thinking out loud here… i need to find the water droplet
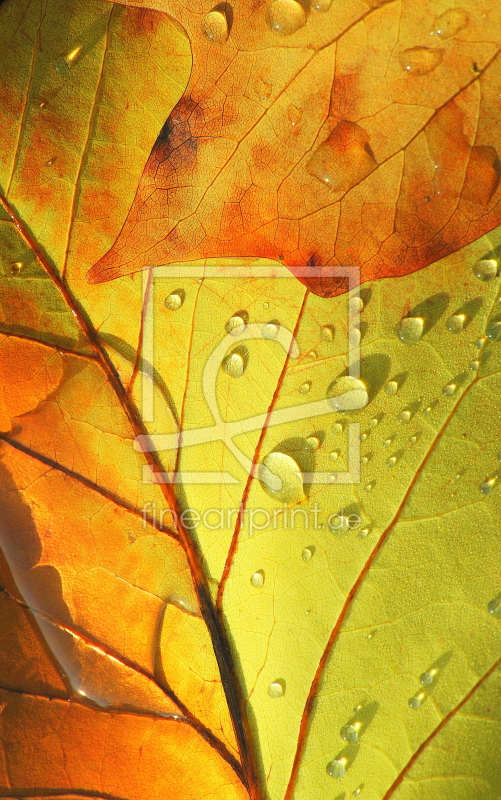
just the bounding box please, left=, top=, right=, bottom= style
left=469, top=360, right=480, bottom=371
left=260, top=451, right=304, bottom=505
left=329, top=513, right=350, bottom=535
left=224, top=351, right=245, bottom=377
left=349, top=296, right=364, bottom=313
left=307, top=122, right=377, bottom=193
left=385, top=380, right=399, bottom=396
left=358, top=526, right=371, bottom=539
left=267, top=0, right=306, bottom=35
left=353, top=787, right=362, bottom=798
left=329, top=450, right=340, bottom=461
left=328, top=376, right=369, bottom=412
left=250, top=570, right=265, bottom=588
left=254, top=76, right=272, bottom=102
left=341, top=722, right=362, bottom=743
left=486, top=314, right=501, bottom=341
left=383, top=438, right=392, bottom=448
left=420, top=669, right=437, bottom=685
left=474, top=258, right=498, bottom=282
left=474, top=336, right=486, bottom=349
left=326, top=757, right=347, bottom=779
left=9, top=261, right=23, bottom=275
left=332, top=422, right=343, bottom=434
left=446, top=313, right=466, bottom=333
left=304, top=436, right=320, bottom=451
left=366, top=629, right=377, bottom=641
left=361, top=456, right=369, bottom=466
left=442, top=382, right=457, bottom=396
left=165, top=292, right=183, bottom=310
left=360, top=432, right=367, bottom=442
left=409, top=435, right=417, bottom=445
left=268, top=679, right=285, bottom=697
left=45, top=157, right=57, bottom=167
left=321, top=324, right=335, bottom=341
left=398, top=316, right=424, bottom=345
left=488, top=597, right=501, bottom=617
left=422, top=405, right=432, bottom=415
left=262, top=321, right=279, bottom=339
left=364, top=481, right=375, bottom=492
left=386, top=456, right=397, bottom=467
left=299, top=380, right=312, bottom=394
left=55, top=45, right=83, bottom=73
left=479, top=477, right=496, bottom=494
left=226, top=315, right=247, bottom=335
left=306, top=350, right=317, bottom=360
left=398, top=409, right=412, bottom=424
left=408, top=691, right=425, bottom=709
left=399, top=46, right=444, bottom=75
left=287, top=104, right=302, bottom=128
left=349, top=327, right=361, bottom=346
left=201, top=9, right=229, bottom=43
left=353, top=703, right=363, bottom=713
left=312, top=0, right=332, bottom=10
left=369, top=417, right=379, bottom=428
left=302, top=546, right=315, bottom=562
left=430, top=7, right=469, bottom=39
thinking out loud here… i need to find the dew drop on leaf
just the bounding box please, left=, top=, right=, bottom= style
left=430, top=7, right=469, bottom=39
left=398, top=409, right=412, bottom=423
left=45, top=157, right=57, bottom=167
left=479, top=477, right=496, bottom=494
left=364, top=481, right=375, bottom=492
left=268, top=680, right=285, bottom=697
left=488, top=597, right=501, bottom=617
left=165, top=292, right=183, bottom=310
left=201, top=10, right=229, bottom=43
left=446, top=313, right=466, bottom=333
left=329, top=449, right=339, bottom=461
left=302, top=546, right=315, bottom=562
left=349, top=296, right=364, bottom=313
left=408, top=691, right=425, bottom=709
left=254, top=75, right=272, bottom=102
left=442, top=382, right=457, bottom=396
left=353, top=788, right=363, bottom=798
left=386, top=456, right=397, bottom=467
left=469, top=360, right=480, bottom=371
left=369, top=417, right=379, bottom=428
left=361, top=456, right=369, bottom=466
left=332, top=422, right=343, bottom=434
left=329, top=513, right=350, bottom=535
left=349, top=327, right=361, bottom=347
left=250, top=570, right=265, bottom=588
left=398, top=316, right=424, bottom=345
left=360, top=432, right=367, bottom=442
left=486, top=314, right=501, bottom=341
left=299, top=380, right=312, bottom=394
left=10, top=261, right=23, bottom=275
left=366, top=630, right=377, bottom=640
left=287, top=103, right=302, bottom=128
left=260, top=451, right=304, bottom=505
left=312, top=0, right=332, bottom=10
left=304, top=436, right=320, bottom=451
left=474, top=258, right=499, bottom=281
left=399, top=46, right=444, bottom=75
left=261, top=321, right=279, bottom=339
left=383, top=437, right=392, bottom=447
left=359, top=526, right=371, bottom=539
left=420, top=669, right=437, bottom=685
left=267, top=0, right=306, bottom=35
left=474, top=336, right=487, bottom=349
left=223, top=351, right=245, bottom=377
left=409, top=435, right=418, bottom=445
left=321, top=324, right=334, bottom=341
left=328, top=376, right=369, bottom=412
left=385, top=380, right=399, bottom=396
left=226, top=315, right=247, bottom=335
left=326, top=757, right=347, bottom=779
left=341, top=722, right=362, bottom=743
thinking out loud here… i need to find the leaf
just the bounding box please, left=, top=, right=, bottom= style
left=1, top=1, right=501, bottom=800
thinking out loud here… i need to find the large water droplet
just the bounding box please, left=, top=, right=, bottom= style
left=224, top=351, right=245, bottom=377
left=349, top=296, right=364, bottom=313
left=341, top=722, right=362, bottom=743
left=399, top=46, right=444, bottom=75
left=326, top=757, right=347, bottom=779
left=262, top=321, right=279, bottom=339
left=304, top=436, right=320, bottom=451
left=307, top=122, right=377, bottom=193
left=398, top=409, right=412, bottom=424
left=474, top=258, right=498, bottom=282
left=201, top=10, right=229, bottom=42
left=251, top=570, right=265, bottom=588
left=328, top=376, right=369, bottom=412
left=408, top=691, right=425, bottom=709
left=469, top=360, right=480, bottom=371
left=349, top=327, right=361, bottom=347
left=386, top=455, right=397, bottom=467
left=488, top=597, right=501, bottom=617
left=226, top=315, right=247, bottom=335
left=268, top=679, right=285, bottom=697
left=329, top=513, right=350, bottom=535
left=302, top=545, right=315, bottom=562
left=430, top=7, right=469, bottom=39
left=398, top=316, right=424, bottom=345
left=385, top=380, right=399, bottom=396
left=486, top=314, right=501, bottom=341
left=479, top=477, right=496, bottom=494
left=165, top=292, right=183, bottom=310
left=446, top=313, right=466, bottom=333
left=332, top=422, right=343, bottom=434
left=420, top=669, right=437, bottom=685
left=442, top=382, right=457, bottom=396
left=260, top=451, right=304, bottom=505
left=299, top=380, right=312, bottom=394
left=329, top=449, right=340, bottom=461
left=267, top=0, right=306, bottom=35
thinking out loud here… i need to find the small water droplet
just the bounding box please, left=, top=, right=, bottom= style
left=349, top=296, right=364, bottom=313
left=9, top=261, right=23, bottom=275
left=386, top=455, right=397, bottom=467
left=302, top=546, right=315, bottom=562
left=353, top=703, right=363, bottom=713
left=45, top=157, right=57, bottom=167
left=128, top=531, right=137, bottom=543
left=299, top=380, right=312, bottom=394
left=226, top=315, right=247, bottom=335
left=312, top=0, right=332, bottom=10
left=385, top=380, right=399, bottom=396
left=224, top=351, right=245, bottom=378
left=361, top=456, right=369, bottom=466
left=474, top=258, right=499, bottom=282
left=479, top=477, right=496, bottom=494
left=55, top=45, right=83, bottom=73
left=358, top=526, right=371, bottom=539
left=306, top=350, right=317, bottom=360
left=430, top=7, right=469, bottom=39
left=383, top=438, right=392, bottom=448
left=165, top=292, right=183, bottom=310
left=398, top=409, right=412, bottom=424
left=254, top=76, right=273, bottom=102
left=422, top=405, right=433, bottom=415
left=446, top=313, right=466, bottom=333
left=353, top=787, right=362, bottom=798
left=287, top=104, right=303, bottom=128
left=349, top=327, right=361, bottom=346
left=268, top=679, right=285, bottom=698
left=328, top=376, right=369, bottom=412
left=332, top=422, right=343, bottom=434
left=488, top=597, right=501, bottom=617
left=326, top=757, right=347, bottom=779
left=364, top=481, right=374, bottom=492
left=267, top=0, right=306, bottom=35
left=304, top=436, right=320, bottom=451
left=201, top=9, right=229, bottom=43
left=261, top=321, right=279, bottom=339
left=369, top=417, right=379, bottom=428
left=329, top=450, right=340, bottom=461
left=486, top=314, right=501, bottom=341
left=399, top=46, right=444, bottom=75
left=329, top=514, right=350, bottom=535
left=408, top=691, right=425, bottom=709
left=360, top=432, right=367, bottom=442
left=250, top=570, right=265, bottom=588
left=409, top=435, right=417, bottom=445
left=321, top=324, right=335, bottom=341
left=474, top=336, right=486, bottom=349
left=260, top=451, right=304, bottom=505
left=341, top=721, right=362, bottom=743
left=398, top=316, right=424, bottom=345
left=366, top=629, right=377, bottom=641
left=442, top=382, right=457, bottom=396
left=420, top=669, right=437, bottom=685
left=469, top=360, right=480, bottom=371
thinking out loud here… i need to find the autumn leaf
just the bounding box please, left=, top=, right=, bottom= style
left=1, top=1, right=501, bottom=800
